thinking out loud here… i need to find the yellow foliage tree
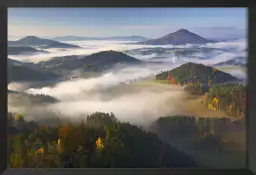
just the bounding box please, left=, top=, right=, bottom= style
left=36, top=147, right=44, bottom=154
left=96, top=137, right=104, bottom=149
left=170, top=76, right=177, bottom=85
left=208, top=104, right=216, bottom=111
left=10, top=153, right=23, bottom=168
left=15, top=114, right=24, bottom=121
left=212, top=97, right=219, bottom=110
left=57, top=138, right=63, bottom=154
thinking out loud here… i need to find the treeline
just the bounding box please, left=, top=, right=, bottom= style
left=8, top=62, right=59, bottom=82
left=8, top=112, right=196, bottom=168
left=8, top=90, right=58, bottom=103
left=185, top=84, right=247, bottom=118
left=149, top=115, right=245, bottom=152
left=150, top=115, right=245, bottom=138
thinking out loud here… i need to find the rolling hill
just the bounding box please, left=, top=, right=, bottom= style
left=39, top=50, right=141, bottom=73
left=83, top=50, right=141, bottom=67
left=8, top=59, right=59, bottom=83
left=137, top=29, right=212, bottom=45
left=8, top=36, right=54, bottom=46
left=41, top=41, right=81, bottom=49
left=8, top=36, right=80, bottom=48
left=8, top=46, right=48, bottom=55
left=156, top=62, right=239, bottom=84
left=213, top=57, right=246, bottom=67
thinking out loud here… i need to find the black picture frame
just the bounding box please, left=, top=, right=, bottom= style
left=1, top=2, right=255, bottom=175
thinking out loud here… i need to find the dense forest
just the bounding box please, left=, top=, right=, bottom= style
left=8, top=112, right=197, bottom=168
left=8, top=62, right=59, bottom=83
left=184, top=84, right=247, bottom=118
left=156, top=62, right=238, bottom=85
left=150, top=114, right=245, bottom=137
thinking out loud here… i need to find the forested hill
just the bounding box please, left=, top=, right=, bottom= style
left=156, top=62, right=239, bottom=85
left=8, top=46, right=48, bottom=55
left=39, top=50, right=141, bottom=72
left=8, top=112, right=197, bottom=168
left=8, top=61, right=59, bottom=83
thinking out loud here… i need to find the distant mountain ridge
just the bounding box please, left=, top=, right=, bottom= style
left=8, top=46, right=49, bottom=55
left=41, top=41, right=81, bottom=49
left=8, top=36, right=81, bottom=48
left=52, top=35, right=149, bottom=41
left=137, top=29, right=213, bottom=45
left=213, top=57, right=247, bottom=67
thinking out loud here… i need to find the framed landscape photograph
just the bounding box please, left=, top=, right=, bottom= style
left=4, top=7, right=251, bottom=174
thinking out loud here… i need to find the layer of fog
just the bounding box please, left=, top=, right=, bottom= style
left=7, top=38, right=247, bottom=124
left=24, top=63, right=180, bottom=99
left=8, top=62, right=188, bottom=124
left=127, top=40, right=246, bottom=66
left=8, top=39, right=246, bottom=64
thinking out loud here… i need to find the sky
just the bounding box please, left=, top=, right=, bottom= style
left=8, top=8, right=247, bottom=40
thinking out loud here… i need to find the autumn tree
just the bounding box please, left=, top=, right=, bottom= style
left=170, top=75, right=177, bottom=85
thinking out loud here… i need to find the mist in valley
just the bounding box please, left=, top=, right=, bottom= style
left=7, top=38, right=247, bottom=168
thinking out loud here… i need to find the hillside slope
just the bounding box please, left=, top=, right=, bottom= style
left=137, top=29, right=212, bottom=45
left=39, top=50, right=141, bottom=73
left=8, top=46, right=48, bottom=55
left=156, top=62, right=238, bottom=84
left=8, top=36, right=80, bottom=48
left=8, top=60, right=59, bottom=82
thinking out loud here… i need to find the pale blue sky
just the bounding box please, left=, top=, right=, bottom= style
left=8, top=8, right=247, bottom=39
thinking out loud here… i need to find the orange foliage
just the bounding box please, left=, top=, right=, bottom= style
left=58, top=124, right=74, bottom=139
left=96, top=137, right=104, bottom=149
left=170, top=76, right=177, bottom=84
left=36, top=147, right=44, bottom=154
left=58, top=125, right=86, bottom=153
left=57, top=138, right=63, bottom=154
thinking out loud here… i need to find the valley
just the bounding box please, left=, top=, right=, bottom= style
left=7, top=27, right=247, bottom=168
